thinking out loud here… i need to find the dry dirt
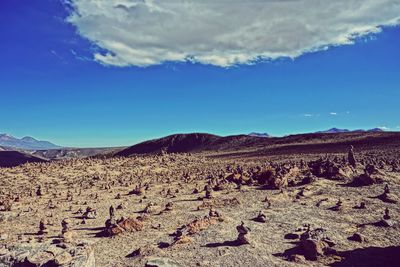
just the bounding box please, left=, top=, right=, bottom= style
left=1, top=147, right=400, bottom=266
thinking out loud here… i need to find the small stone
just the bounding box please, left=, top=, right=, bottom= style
left=53, top=251, right=73, bottom=265
left=254, top=211, right=267, bottom=223
left=0, top=233, right=8, bottom=241
left=145, top=257, right=181, bottom=267
left=348, top=233, right=366, bottom=243
left=289, top=254, right=306, bottom=263
left=27, top=251, right=54, bottom=266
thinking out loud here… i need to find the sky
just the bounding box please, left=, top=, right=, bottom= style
left=0, top=0, right=400, bottom=148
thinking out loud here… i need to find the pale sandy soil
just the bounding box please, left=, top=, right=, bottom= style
left=1, top=153, right=399, bottom=266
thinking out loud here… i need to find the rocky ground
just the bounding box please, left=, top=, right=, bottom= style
left=1, top=148, right=400, bottom=266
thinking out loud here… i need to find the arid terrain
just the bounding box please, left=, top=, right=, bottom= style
left=1, top=132, right=400, bottom=266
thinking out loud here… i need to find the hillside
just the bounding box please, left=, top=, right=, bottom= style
left=0, top=151, right=48, bottom=167
left=115, top=131, right=400, bottom=158
left=115, top=133, right=221, bottom=156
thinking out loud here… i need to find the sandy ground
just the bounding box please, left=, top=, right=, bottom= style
left=1, top=152, right=400, bottom=266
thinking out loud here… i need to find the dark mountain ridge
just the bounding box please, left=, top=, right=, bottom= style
left=114, top=131, right=400, bottom=158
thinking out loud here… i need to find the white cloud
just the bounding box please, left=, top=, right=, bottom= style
left=64, top=0, right=400, bottom=67
left=329, top=112, right=338, bottom=116
left=302, top=113, right=320, bottom=118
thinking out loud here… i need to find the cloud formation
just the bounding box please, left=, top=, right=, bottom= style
left=65, top=0, right=400, bottom=67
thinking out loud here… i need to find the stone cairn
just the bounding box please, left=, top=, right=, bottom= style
left=254, top=211, right=267, bottom=223
left=348, top=145, right=356, bottom=168
left=38, top=218, right=48, bottom=236
left=378, top=207, right=395, bottom=227
left=236, top=221, right=251, bottom=245
left=378, top=184, right=398, bottom=204
left=204, top=184, right=213, bottom=199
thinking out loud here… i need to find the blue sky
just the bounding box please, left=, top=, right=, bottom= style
left=0, top=0, right=400, bottom=147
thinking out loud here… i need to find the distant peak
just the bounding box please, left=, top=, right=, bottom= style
left=21, top=136, right=37, bottom=142
left=316, top=127, right=386, bottom=134
left=368, top=128, right=385, bottom=132
left=0, top=133, right=60, bottom=150
left=0, top=133, right=15, bottom=139
left=248, top=132, right=271, bottom=138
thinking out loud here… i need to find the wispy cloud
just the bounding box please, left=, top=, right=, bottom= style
left=64, top=0, right=400, bottom=67
left=329, top=112, right=338, bottom=116
left=302, top=113, right=321, bottom=118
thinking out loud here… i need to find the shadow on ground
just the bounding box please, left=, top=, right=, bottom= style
left=331, top=246, right=400, bottom=267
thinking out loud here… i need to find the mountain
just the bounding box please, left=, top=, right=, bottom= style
left=0, top=150, right=48, bottom=167
left=248, top=132, right=271, bottom=138
left=316, top=128, right=351, bottom=134
left=316, top=128, right=385, bottom=134
left=0, top=133, right=60, bottom=150
left=367, top=128, right=385, bottom=132
left=114, top=131, right=400, bottom=158
left=115, top=133, right=221, bottom=156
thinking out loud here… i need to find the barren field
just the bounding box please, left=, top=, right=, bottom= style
left=1, top=137, right=400, bottom=266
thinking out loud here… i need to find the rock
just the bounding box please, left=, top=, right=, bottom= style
left=62, top=230, right=78, bottom=244
left=289, top=254, right=306, bottom=263
left=127, top=244, right=163, bottom=258
left=83, top=207, right=97, bottom=219
left=105, top=217, right=144, bottom=236
left=301, top=239, right=327, bottom=261
left=254, top=211, right=267, bottom=223
left=299, top=227, right=335, bottom=261
left=348, top=233, right=366, bottom=243
left=118, top=218, right=144, bottom=232
left=0, top=233, right=8, bottom=241
left=0, top=242, right=95, bottom=267
left=173, top=235, right=193, bottom=245
left=26, top=251, right=55, bottom=266
left=53, top=251, right=73, bottom=265
left=144, top=203, right=159, bottom=214
left=145, top=257, right=181, bottom=267
left=0, top=248, right=10, bottom=256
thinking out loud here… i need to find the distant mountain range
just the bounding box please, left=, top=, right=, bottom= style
left=0, top=133, right=60, bottom=150
left=0, top=127, right=387, bottom=151
left=1, top=130, right=399, bottom=167
left=248, top=132, right=271, bottom=138
left=316, top=128, right=385, bottom=134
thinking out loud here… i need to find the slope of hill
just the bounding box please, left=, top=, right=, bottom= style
left=0, top=151, right=48, bottom=167
left=115, top=133, right=220, bottom=156
left=33, top=147, right=123, bottom=160
left=115, top=131, right=400, bottom=158
left=0, top=133, right=60, bottom=150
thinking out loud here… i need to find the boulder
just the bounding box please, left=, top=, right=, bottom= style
left=0, top=241, right=95, bottom=267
